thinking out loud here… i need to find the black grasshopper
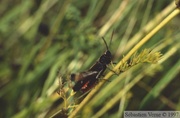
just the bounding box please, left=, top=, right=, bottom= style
left=71, top=32, right=115, bottom=92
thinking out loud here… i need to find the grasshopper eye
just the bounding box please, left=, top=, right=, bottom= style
left=105, top=50, right=112, bottom=58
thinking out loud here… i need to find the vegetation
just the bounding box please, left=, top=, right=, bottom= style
left=0, top=0, right=179, bottom=118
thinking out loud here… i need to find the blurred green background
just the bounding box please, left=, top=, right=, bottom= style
left=0, top=0, right=180, bottom=118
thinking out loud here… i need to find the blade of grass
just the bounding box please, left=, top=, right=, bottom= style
left=139, top=56, right=180, bottom=109
left=98, top=0, right=129, bottom=37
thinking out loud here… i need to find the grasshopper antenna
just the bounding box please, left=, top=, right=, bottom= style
left=102, top=37, right=109, bottom=50
left=109, top=30, right=114, bottom=48
left=101, top=30, right=114, bottom=50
